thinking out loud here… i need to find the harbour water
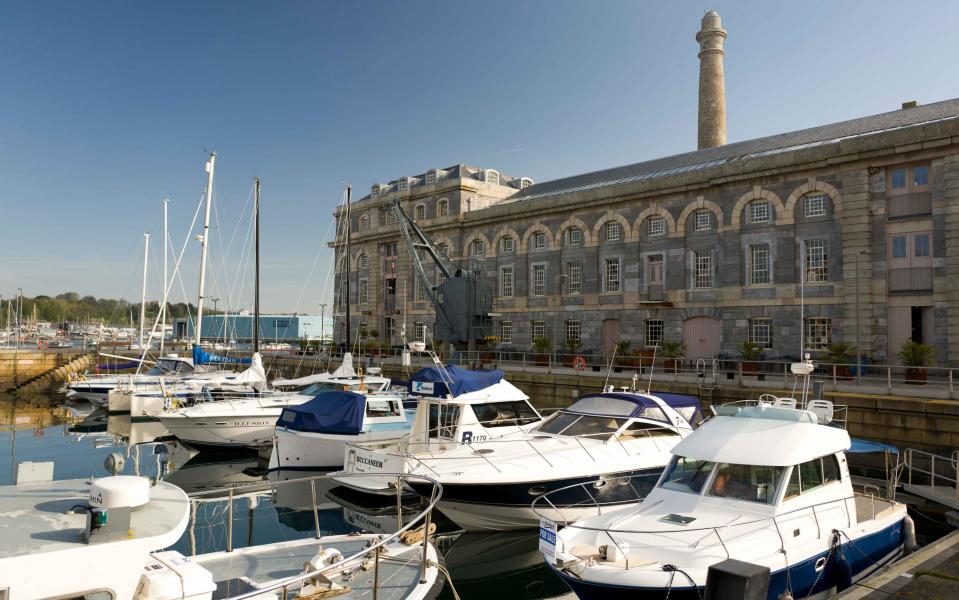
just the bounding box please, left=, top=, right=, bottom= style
left=0, top=391, right=574, bottom=600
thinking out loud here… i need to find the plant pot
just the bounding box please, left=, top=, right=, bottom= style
left=742, top=361, right=759, bottom=374
left=905, top=367, right=927, bottom=385
left=830, top=365, right=853, bottom=380
left=664, top=359, right=681, bottom=372
left=534, top=354, right=549, bottom=367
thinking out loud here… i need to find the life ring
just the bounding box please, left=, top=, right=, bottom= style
left=37, top=339, right=48, bottom=350
left=573, top=356, right=587, bottom=371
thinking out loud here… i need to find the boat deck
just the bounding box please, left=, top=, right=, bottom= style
left=0, top=478, right=188, bottom=559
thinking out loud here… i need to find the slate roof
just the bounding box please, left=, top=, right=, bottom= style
left=507, top=98, right=959, bottom=203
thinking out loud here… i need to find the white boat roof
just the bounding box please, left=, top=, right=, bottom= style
left=443, top=379, right=530, bottom=404
left=671, top=409, right=850, bottom=466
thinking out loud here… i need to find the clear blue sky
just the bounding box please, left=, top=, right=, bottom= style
left=1, top=1, right=957, bottom=313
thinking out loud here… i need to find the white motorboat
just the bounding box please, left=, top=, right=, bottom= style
left=404, top=390, right=701, bottom=531
left=65, top=354, right=208, bottom=404
left=331, top=363, right=544, bottom=495
left=0, top=466, right=447, bottom=600
left=543, top=363, right=914, bottom=600
left=269, top=389, right=413, bottom=470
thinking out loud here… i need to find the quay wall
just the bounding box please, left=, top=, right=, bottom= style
left=0, top=350, right=91, bottom=391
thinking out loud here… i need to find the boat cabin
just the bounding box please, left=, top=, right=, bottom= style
left=277, top=390, right=410, bottom=436
left=535, top=392, right=699, bottom=441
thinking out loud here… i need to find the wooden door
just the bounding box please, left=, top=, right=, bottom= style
left=683, top=317, right=721, bottom=359
left=647, top=256, right=664, bottom=301
left=602, top=319, right=621, bottom=355
left=887, top=306, right=911, bottom=365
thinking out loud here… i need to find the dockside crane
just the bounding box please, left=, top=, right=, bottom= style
left=389, top=199, right=494, bottom=353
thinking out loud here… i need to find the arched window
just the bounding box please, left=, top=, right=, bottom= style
left=484, top=170, right=500, bottom=185
left=647, top=216, right=666, bottom=237
left=803, top=193, right=828, bottom=218
left=747, top=200, right=771, bottom=224
left=500, top=237, right=515, bottom=255
left=693, top=209, right=712, bottom=232
left=359, top=215, right=369, bottom=231
left=565, top=227, right=583, bottom=246
left=437, top=198, right=449, bottom=217
left=414, top=204, right=426, bottom=221
left=470, top=240, right=485, bottom=257
left=359, top=254, right=368, bottom=270
left=605, top=222, right=622, bottom=242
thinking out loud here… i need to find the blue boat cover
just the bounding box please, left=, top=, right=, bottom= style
left=278, top=391, right=366, bottom=435
left=193, top=344, right=252, bottom=365
left=410, top=365, right=503, bottom=397
left=97, top=360, right=140, bottom=370
left=849, top=438, right=899, bottom=454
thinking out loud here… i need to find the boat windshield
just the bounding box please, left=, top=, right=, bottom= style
left=536, top=412, right=627, bottom=438
left=301, top=382, right=349, bottom=396
left=660, top=456, right=715, bottom=494
left=148, top=359, right=193, bottom=375
left=471, top=401, right=540, bottom=428
left=707, top=463, right=786, bottom=504
left=366, top=397, right=402, bottom=418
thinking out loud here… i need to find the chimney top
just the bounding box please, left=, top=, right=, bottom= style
left=901, top=100, right=920, bottom=109
left=701, top=10, right=722, bottom=29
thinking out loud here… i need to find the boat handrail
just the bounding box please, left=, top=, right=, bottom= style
left=184, top=472, right=444, bottom=600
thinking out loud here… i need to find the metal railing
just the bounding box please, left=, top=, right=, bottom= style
left=888, top=267, right=933, bottom=292
left=184, top=471, right=443, bottom=600
left=904, top=447, right=959, bottom=499
left=887, top=191, right=932, bottom=219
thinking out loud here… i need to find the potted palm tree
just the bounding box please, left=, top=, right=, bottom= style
left=532, top=337, right=552, bottom=366
left=825, top=342, right=854, bottom=380
left=899, top=340, right=935, bottom=385
left=614, top=340, right=633, bottom=369
left=562, top=338, right=583, bottom=367
left=660, top=341, right=685, bottom=373
left=737, top=341, right=763, bottom=374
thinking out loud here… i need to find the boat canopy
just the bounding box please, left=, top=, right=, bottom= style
left=849, top=438, right=899, bottom=454
left=671, top=412, right=851, bottom=466
left=569, top=392, right=701, bottom=422
left=192, top=344, right=252, bottom=365
left=96, top=360, right=140, bottom=371
left=409, top=365, right=504, bottom=397
left=277, top=390, right=366, bottom=435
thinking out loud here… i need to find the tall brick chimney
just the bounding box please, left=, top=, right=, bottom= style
left=696, top=11, right=727, bottom=149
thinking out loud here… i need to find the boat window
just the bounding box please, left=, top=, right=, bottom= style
left=566, top=396, right=638, bottom=417
left=472, top=401, right=540, bottom=428
left=175, top=361, right=194, bottom=374
left=301, top=382, right=341, bottom=395
left=671, top=406, right=700, bottom=425
left=429, top=403, right=461, bottom=439
left=618, top=421, right=676, bottom=439
left=633, top=406, right=669, bottom=423
left=559, top=416, right=626, bottom=438
left=537, top=411, right=581, bottom=434
left=784, top=455, right=842, bottom=500
left=660, top=456, right=715, bottom=494
left=366, top=398, right=401, bottom=418
left=707, top=463, right=785, bottom=504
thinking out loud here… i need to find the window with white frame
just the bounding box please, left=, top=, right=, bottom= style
left=531, top=320, right=546, bottom=341
left=371, top=184, right=381, bottom=197
left=804, top=317, right=831, bottom=350
left=604, top=258, right=621, bottom=293
left=384, top=208, right=397, bottom=225
left=500, top=266, right=514, bottom=297
left=566, top=320, right=581, bottom=342
left=645, top=320, right=664, bottom=347
left=694, top=209, right=711, bottom=232
left=359, top=254, right=368, bottom=270
left=414, top=279, right=427, bottom=302
left=499, top=321, right=512, bottom=344
left=414, top=204, right=426, bottom=221
left=531, top=264, right=546, bottom=296
left=501, top=237, right=515, bottom=255
left=414, top=322, right=426, bottom=343
left=694, top=251, right=713, bottom=288
left=566, top=227, right=583, bottom=246
left=521, top=177, right=533, bottom=189
left=384, top=242, right=397, bottom=257
left=485, top=170, right=500, bottom=186
left=470, top=240, right=485, bottom=257
left=749, top=200, right=770, bottom=224
left=426, top=170, right=437, bottom=185
left=437, top=199, right=449, bottom=217
left=566, top=262, right=582, bottom=294
left=804, top=193, right=827, bottom=218
left=648, top=216, right=666, bottom=237
left=359, top=215, right=370, bottom=231
left=804, top=239, right=828, bottom=283
left=605, top=221, right=622, bottom=242
left=397, top=177, right=409, bottom=191
left=533, top=231, right=547, bottom=249
left=748, top=318, right=772, bottom=348
left=358, top=279, right=369, bottom=304
left=749, top=244, right=770, bottom=285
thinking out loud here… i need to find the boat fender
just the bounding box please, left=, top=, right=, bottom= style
left=903, top=514, right=918, bottom=555
left=833, top=539, right=852, bottom=592
left=777, top=591, right=794, bottom=600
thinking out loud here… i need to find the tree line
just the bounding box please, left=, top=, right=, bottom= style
left=1, top=292, right=198, bottom=327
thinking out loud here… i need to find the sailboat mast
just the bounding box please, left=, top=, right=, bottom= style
left=194, top=151, right=216, bottom=347
left=138, top=232, right=150, bottom=351
left=345, top=185, right=352, bottom=351
left=160, top=199, right=168, bottom=355
left=253, top=177, right=260, bottom=354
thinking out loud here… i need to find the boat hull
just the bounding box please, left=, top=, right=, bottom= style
left=270, top=426, right=410, bottom=471
left=159, top=413, right=281, bottom=447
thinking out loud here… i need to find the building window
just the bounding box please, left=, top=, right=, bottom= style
left=645, top=320, right=664, bottom=347
left=384, top=316, right=395, bottom=340
left=533, top=232, right=547, bottom=249
left=694, top=251, right=713, bottom=288
left=890, top=169, right=907, bottom=190
left=371, top=184, right=382, bottom=197
left=397, top=177, right=409, bottom=191
left=359, top=215, right=370, bottom=231
left=915, top=233, right=930, bottom=257
left=804, top=317, right=832, bottom=350
left=565, top=227, right=583, bottom=246
left=566, top=320, right=581, bottom=343
left=891, top=236, right=906, bottom=259
left=605, top=221, right=622, bottom=242
left=694, top=210, right=711, bottom=232
left=913, top=165, right=929, bottom=187
left=500, top=321, right=512, bottom=344
left=384, top=242, right=397, bottom=257
left=531, top=320, right=546, bottom=341
left=648, top=216, right=665, bottom=237
left=500, top=266, right=514, bottom=297
left=414, top=322, right=426, bottom=343
left=604, top=258, right=621, bottom=293
left=384, top=208, right=397, bottom=226
left=501, top=237, right=515, bottom=254
left=437, top=199, right=449, bottom=217
left=804, top=193, right=827, bottom=218
left=426, top=170, right=437, bottom=185
left=470, top=240, right=485, bottom=257
left=359, top=254, right=368, bottom=270
left=804, top=239, right=828, bottom=283
left=414, top=204, right=426, bottom=221
left=358, top=279, right=369, bottom=304
left=567, top=262, right=582, bottom=294
left=437, top=243, right=449, bottom=258
left=521, top=177, right=533, bottom=189
left=749, top=200, right=770, bottom=224
left=485, top=170, right=500, bottom=185
left=531, top=264, right=546, bottom=296
left=748, top=318, right=772, bottom=348
left=414, top=279, right=427, bottom=301
left=749, top=244, right=770, bottom=285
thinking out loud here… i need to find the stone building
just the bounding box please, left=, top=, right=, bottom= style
left=333, top=12, right=959, bottom=366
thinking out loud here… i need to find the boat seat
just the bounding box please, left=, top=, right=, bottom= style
left=772, top=397, right=797, bottom=409
left=806, top=399, right=834, bottom=425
